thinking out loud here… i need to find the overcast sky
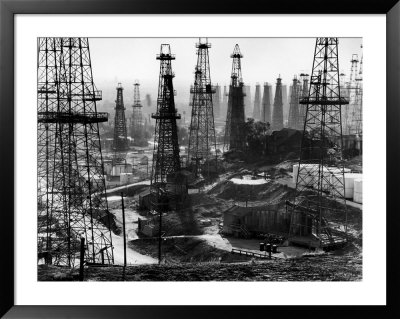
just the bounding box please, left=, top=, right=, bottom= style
left=89, top=37, right=362, bottom=111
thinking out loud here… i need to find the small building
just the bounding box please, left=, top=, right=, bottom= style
left=112, top=163, right=132, bottom=176
left=105, top=175, right=120, bottom=188
left=120, top=172, right=135, bottom=185
left=138, top=217, right=156, bottom=237
left=138, top=189, right=152, bottom=210
left=139, top=156, right=149, bottom=165
left=223, top=205, right=290, bottom=238
left=103, top=160, right=113, bottom=175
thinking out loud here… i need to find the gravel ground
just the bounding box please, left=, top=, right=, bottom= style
left=38, top=252, right=361, bottom=281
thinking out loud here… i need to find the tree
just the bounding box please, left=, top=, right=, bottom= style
left=243, top=119, right=270, bottom=159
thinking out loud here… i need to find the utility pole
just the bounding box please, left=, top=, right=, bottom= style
left=158, top=208, right=162, bottom=265
left=79, top=236, right=85, bottom=281
left=121, top=192, right=127, bottom=267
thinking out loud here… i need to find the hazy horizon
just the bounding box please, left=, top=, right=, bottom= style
left=89, top=37, right=362, bottom=115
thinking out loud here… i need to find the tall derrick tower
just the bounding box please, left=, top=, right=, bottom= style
left=345, top=54, right=359, bottom=135
left=288, top=76, right=301, bottom=129
left=288, top=37, right=349, bottom=249
left=261, top=82, right=272, bottom=124
left=272, top=76, right=283, bottom=131
left=353, top=44, right=363, bottom=137
left=224, top=44, right=246, bottom=152
left=151, top=44, right=181, bottom=194
left=252, top=83, right=261, bottom=120
left=131, top=80, right=144, bottom=144
left=113, top=83, right=129, bottom=152
left=187, top=38, right=217, bottom=177
left=214, top=84, right=221, bottom=119
left=37, top=37, right=113, bottom=266
left=298, top=73, right=309, bottom=130
left=222, top=85, right=228, bottom=118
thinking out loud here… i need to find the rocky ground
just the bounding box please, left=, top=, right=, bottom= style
left=38, top=157, right=363, bottom=281
left=38, top=251, right=361, bottom=281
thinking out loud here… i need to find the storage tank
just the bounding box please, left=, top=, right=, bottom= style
left=112, top=163, right=132, bottom=176
left=120, top=172, right=134, bottom=184
left=293, top=164, right=317, bottom=186
left=104, top=162, right=113, bottom=175
left=331, top=173, right=362, bottom=199
left=353, top=179, right=363, bottom=203
left=120, top=173, right=128, bottom=184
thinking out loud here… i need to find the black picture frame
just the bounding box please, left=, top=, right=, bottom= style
left=1, top=0, right=399, bottom=318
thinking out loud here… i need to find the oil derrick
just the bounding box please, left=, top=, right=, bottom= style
left=113, top=83, right=129, bottom=152
left=288, top=76, right=301, bottom=129
left=224, top=44, right=246, bottom=152
left=131, top=80, right=144, bottom=144
left=145, top=94, right=152, bottom=107
left=151, top=44, right=181, bottom=205
left=187, top=38, right=217, bottom=177
left=244, top=85, right=252, bottom=118
left=272, top=76, right=283, bottom=131
left=288, top=37, right=349, bottom=249
left=37, top=37, right=113, bottom=266
left=298, top=73, right=309, bottom=130
left=222, top=85, right=228, bottom=120
left=252, top=83, right=261, bottom=120
left=353, top=45, right=363, bottom=136
left=261, top=82, right=272, bottom=124
left=344, top=54, right=359, bottom=135
left=214, top=84, right=221, bottom=119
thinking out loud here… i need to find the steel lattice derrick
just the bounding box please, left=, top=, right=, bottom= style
left=261, top=82, right=272, bottom=124
left=113, top=83, right=129, bottom=152
left=298, top=73, right=309, bottom=130
left=187, top=38, right=217, bottom=177
left=223, top=44, right=246, bottom=152
left=288, top=38, right=349, bottom=248
left=131, top=80, right=144, bottom=142
left=252, top=83, right=261, bottom=120
left=352, top=45, right=363, bottom=136
left=213, top=84, right=221, bottom=119
left=272, top=76, right=284, bottom=131
left=343, top=54, right=359, bottom=135
left=37, top=38, right=65, bottom=264
left=37, top=37, right=114, bottom=266
left=288, top=76, right=301, bottom=129
left=222, top=85, right=228, bottom=120
left=151, top=44, right=181, bottom=191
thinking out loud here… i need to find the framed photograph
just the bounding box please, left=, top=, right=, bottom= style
left=1, top=0, right=398, bottom=318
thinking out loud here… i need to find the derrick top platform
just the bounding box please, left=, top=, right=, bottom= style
left=156, top=53, right=175, bottom=60
left=38, top=111, right=109, bottom=123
